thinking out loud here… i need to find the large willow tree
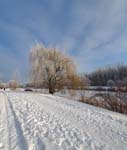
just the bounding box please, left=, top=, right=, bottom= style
left=29, top=44, right=76, bottom=94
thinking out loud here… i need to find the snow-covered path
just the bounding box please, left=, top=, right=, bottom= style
left=0, top=91, right=127, bottom=150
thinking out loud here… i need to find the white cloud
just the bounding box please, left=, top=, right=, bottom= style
left=0, top=0, right=126, bottom=80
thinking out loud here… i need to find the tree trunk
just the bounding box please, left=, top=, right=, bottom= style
left=49, top=87, right=55, bottom=94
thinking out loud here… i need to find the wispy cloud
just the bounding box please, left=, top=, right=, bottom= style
left=0, top=0, right=126, bottom=81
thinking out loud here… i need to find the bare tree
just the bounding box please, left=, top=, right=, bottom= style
left=0, top=83, right=4, bottom=89
left=30, top=44, right=76, bottom=94
left=13, top=69, right=20, bottom=85
left=8, top=80, right=19, bottom=90
left=123, top=77, right=127, bottom=91
left=77, top=75, right=90, bottom=102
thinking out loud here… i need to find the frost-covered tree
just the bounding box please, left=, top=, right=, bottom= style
left=30, top=44, right=76, bottom=94
left=8, top=80, right=19, bottom=90
left=107, top=80, right=115, bottom=88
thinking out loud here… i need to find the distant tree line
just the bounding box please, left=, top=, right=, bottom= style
left=88, top=64, right=127, bottom=86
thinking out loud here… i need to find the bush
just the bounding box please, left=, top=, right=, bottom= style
left=79, top=93, right=127, bottom=114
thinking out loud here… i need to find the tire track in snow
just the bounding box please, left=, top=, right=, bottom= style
left=0, top=93, right=9, bottom=150
left=6, top=93, right=48, bottom=150
left=4, top=92, right=28, bottom=150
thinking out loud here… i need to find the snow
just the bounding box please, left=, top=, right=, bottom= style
left=0, top=91, right=127, bottom=150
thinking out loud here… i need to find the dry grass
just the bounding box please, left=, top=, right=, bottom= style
left=80, top=92, right=127, bottom=114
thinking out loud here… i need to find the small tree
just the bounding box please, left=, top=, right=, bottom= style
left=67, top=74, right=89, bottom=101
left=68, top=74, right=81, bottom=89
left=107, top=80, right=115, bottom=88
left=8, top=80, right=19, bottom=90
left=78, top=75, right=90, bottom=102
left=0, top=83, right=4, bottom=89
left=30, top=44, right=76, bottom=94
left=123, top=77, right=127, bottom=91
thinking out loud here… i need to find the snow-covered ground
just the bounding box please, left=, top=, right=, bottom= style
left=0, top=91, right=127, bottom=150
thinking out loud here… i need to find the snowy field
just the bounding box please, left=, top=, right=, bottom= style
left=0, top=91, right=127, bottom=150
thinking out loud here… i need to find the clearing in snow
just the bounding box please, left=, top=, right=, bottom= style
left=0, top=91, right=127, bottom=150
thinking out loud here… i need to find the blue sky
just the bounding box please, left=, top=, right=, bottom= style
left=0, top=0, right=127, bottom=82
